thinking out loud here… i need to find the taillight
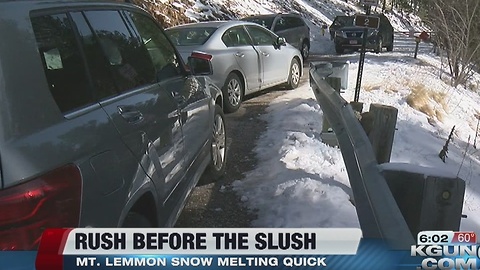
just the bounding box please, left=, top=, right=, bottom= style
left=191, top=51, right=213, bottom=61
left=0, top=164, right=82, bottom=251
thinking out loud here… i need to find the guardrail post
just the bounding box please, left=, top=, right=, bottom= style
left=380, top=166, right=465, bottom=237
left=361, top=104, right=398, bottom=164
left=350, top=102, right=363, bottom=113
left=317, top=65, right=347, bottom=147
left=321, top=77, right=341, bottom=147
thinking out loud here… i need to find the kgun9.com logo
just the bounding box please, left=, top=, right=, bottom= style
left=411, top=231, right=478, bottom=270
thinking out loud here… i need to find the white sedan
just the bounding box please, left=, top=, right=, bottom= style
left=166, top=21, right=303, bottom=113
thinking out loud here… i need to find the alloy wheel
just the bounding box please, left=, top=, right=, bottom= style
left=227, top=79, right=241, bottom=107
left=291, top=62, right=300, bottom=86
left=211, top=114, right=226, bottom=171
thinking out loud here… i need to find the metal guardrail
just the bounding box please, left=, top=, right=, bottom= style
left=309, top=62, right=415, bottom=249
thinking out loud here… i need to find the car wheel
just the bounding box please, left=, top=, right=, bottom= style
left=301, top=41, right=310, bottom=60
left=204, top=104, right=227, bottom=180
left=286, top=58, right=300, bottom=89
left=335, top=44, right=344, bottom=54
left=387, top=35, right=394, bottom=51
left=387, top=40, right=393, bottom=51
left=122, top=212, right=153, bottom=227
left=222, top=73, right=243, bottom=113
left=386, top=43, right=393, bottom=51
left=375, top=37, right=383, bottom=53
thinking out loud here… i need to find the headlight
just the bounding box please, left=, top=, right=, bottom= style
left=367, top=29, right=379, bottom=37
left=335, top=31, right=346, bottom=38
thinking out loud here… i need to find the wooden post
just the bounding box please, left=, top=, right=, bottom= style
left=367, top=104, right=398, bottom=164
left=325, top=77, right=342, bottom=92
left=322, top=77, right=342, bottom=133
left=321, top=77, right=342, bottom=147
left=350, top=102, right=363, bottom=113
left=414, top=37, right=420, bottom=59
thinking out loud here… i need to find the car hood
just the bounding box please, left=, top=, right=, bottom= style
left=336, top=26, right=366, bottom=32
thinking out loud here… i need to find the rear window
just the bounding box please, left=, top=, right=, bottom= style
left=242, top=17, right=275, bottom=29
left=166, top=27, right=216, bottom=46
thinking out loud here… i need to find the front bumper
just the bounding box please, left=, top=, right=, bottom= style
left=334, top=36, right=379, bottom=49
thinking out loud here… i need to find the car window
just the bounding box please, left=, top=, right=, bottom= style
left=127, top=11, right=183, bottom=82
left=245, top=26, right=275, bottom=46
left=70, top=12, right=118, bottom=100
left=286, top=17, right=305, bottom=28
left=222, top=26, right=251, bottom=47
left=82, top=10, right=156, bottom=94
left=274, top=17, right=288, bottom=31
left=166, top=27, right=216, bottom=46
left=242, top=17, right=274, bottom=29
left=31, top=13, right=95, bottom=113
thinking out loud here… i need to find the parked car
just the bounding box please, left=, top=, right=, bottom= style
left=0, top=0, right=227, bottom=251
left=166, top=21, right=303, bottom=113
left=241, top=13, right=311, bottom=60
left=329, top=15, right=354, bottom=41
left=330, top=14, right=394, bottom=54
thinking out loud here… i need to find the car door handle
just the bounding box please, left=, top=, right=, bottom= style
left=261, top=52, right=270, bottom=57
left=235, top=52, right=245, bottom=58
left=117, top=105, right=144, bottom=124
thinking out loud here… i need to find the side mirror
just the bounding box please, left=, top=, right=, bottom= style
left=276, top=37, right=286, bottom=47
left=187, top=56, right=213, bottom=76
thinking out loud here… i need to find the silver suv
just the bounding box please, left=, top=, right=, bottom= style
left=242, top=13, right=311, bottom=60
left=0, top=0, right=226, bottom=251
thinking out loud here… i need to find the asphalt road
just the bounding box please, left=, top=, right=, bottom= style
left=175, top=65, right=311, bottom=228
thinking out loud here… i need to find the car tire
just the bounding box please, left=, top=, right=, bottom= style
left=122, top=211, right=153, bottom=227
left=286, top=58, right=301, bottom=90
left=204, top=104, right=227, bottom=180
left=375, top=37, right=383, bottom=53
left=387, top=39, right=393, bottom=51
left=387, top=35, right=394, bottom=51
left=301, top=41, right=310, bottom=60
left=386, top=43, right=393, bottom=51
left=222, top=73, right=243, bottom=113
left=335, top=44, right=344, bottom=54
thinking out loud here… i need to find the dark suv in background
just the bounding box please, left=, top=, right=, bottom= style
left=330, top=14, right=394, bottom=54
left=242, top=13, right=311, bottom=60
left=0, top=0, right=227, bottom=251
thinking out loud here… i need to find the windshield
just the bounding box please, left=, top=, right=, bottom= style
left=166, top=27, right=217, bottom=46
left=333, top=16, right=354, bottom=27
left=242, top=17, right=274, bottom=29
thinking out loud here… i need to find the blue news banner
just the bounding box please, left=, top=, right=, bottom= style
left=0, top=241, right=421, bottom=270
left=1, top=227, right=434, bottom=270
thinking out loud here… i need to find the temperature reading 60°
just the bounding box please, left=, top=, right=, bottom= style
left=457, top=233, right=474, bottom=243
left=453, top=231, right=477, bottom=244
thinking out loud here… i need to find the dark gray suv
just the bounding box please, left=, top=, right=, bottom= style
left=0, top=0, right=226, bottom=251
left=330, top=14, right=394, bottom=54
left=242, top=13, right=310, bottom=60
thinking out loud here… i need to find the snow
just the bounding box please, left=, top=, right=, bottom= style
left=174, top=0, right=480, bottom=237
left=223, top=1, right=480, bottom=236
